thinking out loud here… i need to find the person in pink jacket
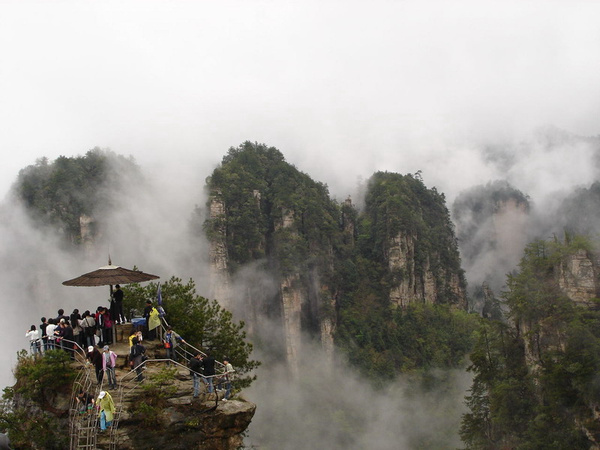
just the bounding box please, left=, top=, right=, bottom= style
left=102, top=345, right=118, bottom=389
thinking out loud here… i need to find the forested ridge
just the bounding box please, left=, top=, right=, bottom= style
left=12, top=143, right=600, bottom=448
left=205, top=142, right=473, bottom=380
left=462, top=237, right=600, bottom=448
left=13, top=148, right=140, bottom=244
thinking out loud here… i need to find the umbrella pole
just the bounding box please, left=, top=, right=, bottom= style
left=109, top=284, right=117, bottom=344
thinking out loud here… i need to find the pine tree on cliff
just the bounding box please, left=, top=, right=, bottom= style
left=461, top=237, right=600, bottom=449
left=12, top=148, right=141, bottom=245
left=204, top=142, right=474, bottom=381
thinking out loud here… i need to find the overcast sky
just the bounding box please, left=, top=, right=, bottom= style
left=2, top=1, right=600, bottom=204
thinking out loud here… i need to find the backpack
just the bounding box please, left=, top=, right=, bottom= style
left=83, top=317, right=96, bottom=337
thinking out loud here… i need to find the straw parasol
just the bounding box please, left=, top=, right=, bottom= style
left=62, top=265, right=159, bottom=287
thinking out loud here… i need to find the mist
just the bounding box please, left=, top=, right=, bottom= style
left=244, top=341, right=472, bottom=450
left=2, top=1, right=600, bottom=448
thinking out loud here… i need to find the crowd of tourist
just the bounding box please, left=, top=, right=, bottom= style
left=26, top=306, right=116, bottom=359
left=25, top=300, right=234, bottom=395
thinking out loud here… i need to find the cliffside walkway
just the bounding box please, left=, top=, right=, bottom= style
left=66, top=322, right=231, bottom=450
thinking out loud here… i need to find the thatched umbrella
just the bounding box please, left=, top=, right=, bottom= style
left=63, top=263, right=160, bottom=341
left=62, top=265, right=159, bottom=287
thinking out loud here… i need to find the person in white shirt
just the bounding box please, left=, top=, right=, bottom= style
left=25, top=325, right=41, bottom=355
left=218, top=356, right=235, bottom=401
left=45, top=319, right=58, bottom=350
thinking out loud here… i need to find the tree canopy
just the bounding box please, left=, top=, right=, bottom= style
left=461, top=237, right=600, bottom=449
left=13, top=148, right=140, bottom=243
left=123, top=277, right=260, bottom=389
left=204, top=143, right=472, bottom=381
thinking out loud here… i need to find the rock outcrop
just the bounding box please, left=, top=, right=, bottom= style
left=387, top=232, right=466, bottom=309
left=208, top=189, right=232, bottom=309
left=204, top=144, right=467, bottom=380
left=557, top=248, right=600, bottom=307
left=10, top=337, right=256, bottom=450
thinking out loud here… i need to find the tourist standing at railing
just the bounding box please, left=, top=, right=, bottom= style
left=54, top=319, right=66, bottom=350
left=189, top=353, right=204, bottom=398
left=94, top=307, right=104, bottom=346
left=202, top=351, right=216, bottom=393
left=102, top=345, right=118, bottom=389
left=81, top=311, right=96, bottom=348
left=55, top=308, right=69, bottom=324
left=97, top=391, right=115, bottom=432
left=163, top=326, right=186, bottom=365
left=39, top=317, right=48, bottom=352
left=70, top=309, right=83, bottom=349
left=97, top=307, right=113, bottom=346
left=218, top=357, right=235, bottom=401
left=57, top=319, right=75, bottom=359
left=46, top=319, right=57, bottom=350
left=26, top=325, right=41, bottom=355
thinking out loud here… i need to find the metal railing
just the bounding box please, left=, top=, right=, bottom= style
left=45, top=322, right=236, bottom=450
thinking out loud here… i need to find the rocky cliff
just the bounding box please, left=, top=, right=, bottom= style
left=6, top=338, right=256, bottom=450
left=204, top=144, right=468, bottom=377
left=557, top=248, right=600, bottom=307
left=387, top=231, right=465, bottom=308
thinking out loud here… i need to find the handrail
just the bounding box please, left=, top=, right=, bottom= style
left=35, top=324, right=234, bottom=449
left=156, top=320, right=226, bottom=370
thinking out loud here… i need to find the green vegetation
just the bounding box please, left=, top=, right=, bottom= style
left=205, top=143, right=471, bottom=381
left=461, top=238, right=600, bottom=449
left=130, top=367, right=179, bottom=427
left=205, top=141, right=341, bottom=284
left=13, top=148, right=140, bottom=243
left=557, top=181, right=600, bottom=237
left=337, top=302, right=478, bottom=382
left=123, top=277, right=260, bottom=389
left=0, top=350, right=75, bottom=449
left=14, top=142, right=472, bottom=383
left=359, top=171, right=466, bottom=305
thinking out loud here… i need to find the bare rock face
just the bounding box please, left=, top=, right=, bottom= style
left=388, top=231, right=466, bottom=308
left=281, top=274, right=303, bottom=378
left=319, top=295, right=336, bottom=361
left=12, top=340, right=256, bottom=450
left=115, top=398, right=256, bottom=450
left=557, top=249, right=600, bottom=307
left=521, top=248, right=600, bottom=403
left=388, top=232, right=418, bottom=307
left=79, top=214, right=96, bottom=257
left=208, top=190, right=232, bottom=308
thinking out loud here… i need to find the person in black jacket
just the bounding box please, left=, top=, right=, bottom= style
left=130, top=337, right=146, bottom=382
left=112, top=284, right=126, bottom=324
left=87, top=346, right=104, bottom=384
left=189, top=353, right=204, bottom=398
left=202, top=351, right=216, bottom=393
left=40, top=317, right=48, bottom=352
left=60, top=320, right=75, bottom=359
